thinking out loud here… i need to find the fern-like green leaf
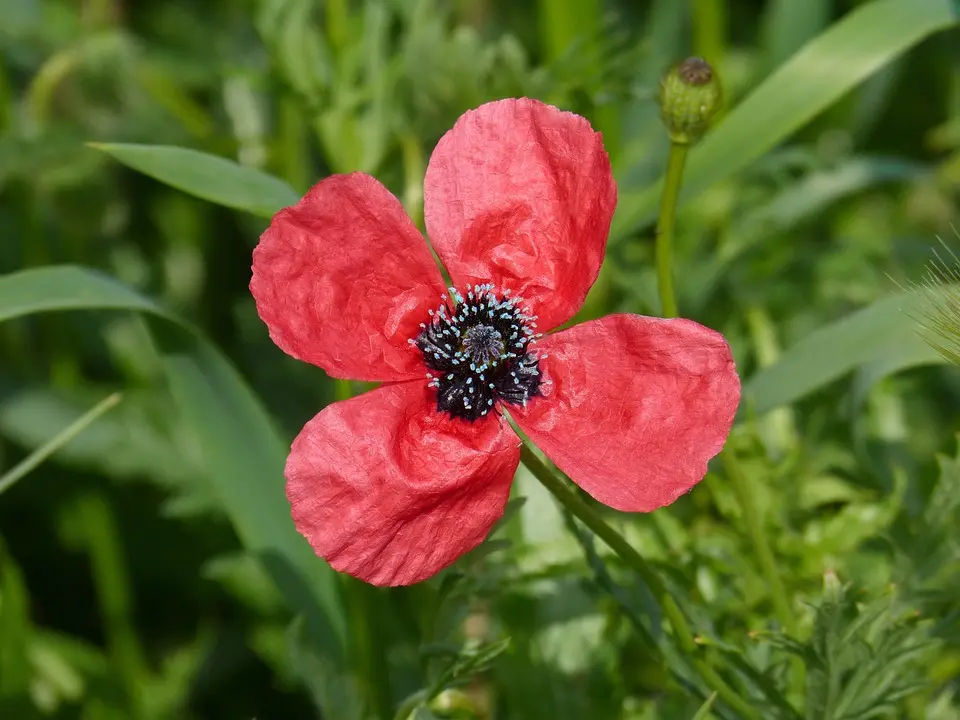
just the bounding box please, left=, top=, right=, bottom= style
left=769, top=573, right=936, bottom=720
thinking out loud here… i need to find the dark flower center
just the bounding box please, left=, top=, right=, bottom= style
left=413, top=284, right=542, bottom=421
left=461, top=325, right=505, bottom=366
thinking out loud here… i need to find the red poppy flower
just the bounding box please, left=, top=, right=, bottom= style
left=250, top=98, right=740, bottom=587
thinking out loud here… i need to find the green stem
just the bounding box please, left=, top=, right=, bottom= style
left=693, top=0, right=728, bottom=73
left=0, top=393, right=121, bottom=496
left=655, top=142, right=689, bottom=318
left=520, top=448, right=670, bottom=611
left=721, top=450, right=795, bottom=637
left=519, top=445, right=760, bottom=720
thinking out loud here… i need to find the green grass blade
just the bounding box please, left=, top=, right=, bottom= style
left=611, top=0, right=959, bottom=241
left=90, top=143, right=300, bottom=218
left=0, top=392, right=121, bottom=497
left=744, top=288, right=954, bottom=414
left=691, top=692, right=718, bottom=720
left=0, top=266, right=347, bottom=663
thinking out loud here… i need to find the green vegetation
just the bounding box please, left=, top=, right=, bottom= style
left=1, top=0, right=959, bottom=718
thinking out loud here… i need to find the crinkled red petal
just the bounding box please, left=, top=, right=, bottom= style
left=513, top=314, right=740, bottom=512
left=424, top=98, right=616, bottom=332
left=251, top=173, right=445, bottom=381
left=286, top=382, right=520, bottom=586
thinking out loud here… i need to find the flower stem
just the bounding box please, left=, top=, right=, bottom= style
left=519, top=445, right=760, bottom=719
left=721, top=449, right=794, bottom=635
left=655, top=141, right=689, bottom=319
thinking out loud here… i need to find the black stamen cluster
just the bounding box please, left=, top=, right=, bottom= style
left=415, top=285, right=541, bottom=421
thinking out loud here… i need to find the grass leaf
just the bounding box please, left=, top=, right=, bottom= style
left=91, top=143, right=299, bottom=218
left=744, top=288, right=955, bottom=414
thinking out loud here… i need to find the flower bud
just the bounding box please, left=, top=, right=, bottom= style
left=658, top=57, right=722, bottom=145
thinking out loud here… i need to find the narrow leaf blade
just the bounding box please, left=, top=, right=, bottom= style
left=744, top=289, right=952, bottom=414
left=91, top=143, right=299, bottom=218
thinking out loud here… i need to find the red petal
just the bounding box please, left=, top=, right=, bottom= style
left=513, top=314, right=740, bottom=512
left=424, top=98, right=617, bottom=332
left=286, top=382, right=520, bottom=586
left=251, top=173, right=445, bottom=381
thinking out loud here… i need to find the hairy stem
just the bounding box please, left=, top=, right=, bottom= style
left=520, top=445, right=760, bottom=719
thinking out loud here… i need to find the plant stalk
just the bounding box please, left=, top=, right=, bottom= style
left=655, top=142, right=689, bottom=318
left=519, top=445, right=760, bottom=719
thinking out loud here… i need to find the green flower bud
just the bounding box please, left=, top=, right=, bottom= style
left=658, top=57, right=722, bottom=145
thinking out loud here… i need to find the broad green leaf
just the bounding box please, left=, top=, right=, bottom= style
left=0, top=266, right=346, bottom=662
left=611, top=0, right=959, bottom=240
left=744, top=288, right=953, bottom=414
left=91, top=143, right=299, bottom=218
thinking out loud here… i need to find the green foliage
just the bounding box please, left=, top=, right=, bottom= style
left=1, top=0, right=959, bottom=719
left=610, top=0, right=959, bottom=241
left=743, top=286, right=950, bottom=414
left=911, top=238, right=960, bottom=366
left=90, top=144, right=300, bottom=218
left=770, top=573, right=936, bottom=720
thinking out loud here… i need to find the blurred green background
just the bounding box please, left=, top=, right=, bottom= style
left=1, top=0, right=959, bottom=718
